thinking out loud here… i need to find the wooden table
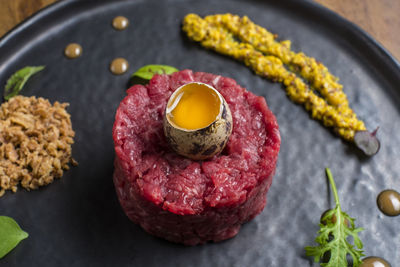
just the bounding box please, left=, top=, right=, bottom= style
left=0, top=0, right=399, bottom=61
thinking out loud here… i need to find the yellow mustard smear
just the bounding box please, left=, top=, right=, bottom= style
left=182, top=13, right=366, bottom=141
left=166, top=83, right=221, bottom=130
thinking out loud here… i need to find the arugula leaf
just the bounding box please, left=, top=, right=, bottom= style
left=131, top=64, right=178, bottom=80
left=0, top=216, right=29, bottom=259
left=4, top=66, right=45, bottom=101
left=305, top=168, right=364, bottom=267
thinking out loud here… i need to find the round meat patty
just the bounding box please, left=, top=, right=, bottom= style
left=113, top=70, right=280, bottom=245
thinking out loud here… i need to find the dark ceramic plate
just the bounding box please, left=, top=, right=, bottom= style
left=0, top=0, right=399, bottom=266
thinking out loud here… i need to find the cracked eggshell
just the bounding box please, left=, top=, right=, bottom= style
left=163, top=83, right=233, bottom=160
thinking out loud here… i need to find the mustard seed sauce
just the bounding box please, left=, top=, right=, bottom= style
left=110, top=58, right=129, bottom=75
left=64, top=43, right=82, bottom=59
left=361, top=256, right=391, bottom=267
left=377, top=189, right=400, bottom=216
left=112, top=16, right=129, bottom=30
left=182, top=13, right=367, bottom=141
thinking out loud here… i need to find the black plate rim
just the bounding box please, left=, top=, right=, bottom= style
left=1, top=0, right=399, bottom=88
left=0, top=0, right=399, bottom=265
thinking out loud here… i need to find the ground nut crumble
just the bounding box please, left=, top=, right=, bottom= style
left=0, top=95, right=77, bottom=197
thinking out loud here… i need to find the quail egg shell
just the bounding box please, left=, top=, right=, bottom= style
left=163, top=82, right=233, bottom=160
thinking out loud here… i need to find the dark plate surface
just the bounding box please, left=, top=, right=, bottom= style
left=1, top=0, right=399, bottom=266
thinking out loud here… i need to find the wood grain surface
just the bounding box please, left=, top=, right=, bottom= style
left=315, top=0, right=400, bottom=61
left=0, top=0, right=399, bottom=61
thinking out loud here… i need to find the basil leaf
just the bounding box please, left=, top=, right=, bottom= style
left=4, top=66, right=45, bottom=101
left=0, top=216, right=29, bottom=259
left=132, top=64, right=178, bottom=80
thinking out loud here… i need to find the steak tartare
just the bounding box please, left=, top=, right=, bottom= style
left=113, top=70, right=280, bottom=245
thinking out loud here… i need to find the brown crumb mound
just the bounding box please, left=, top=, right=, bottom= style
left=0, top=95, right=77, bottom=197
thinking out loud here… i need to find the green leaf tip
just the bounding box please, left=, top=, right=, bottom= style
left=0, top=216, right=29, bottom=259
left=305, top=168, right=364, bottom=267
left=131, top=64, right=178, bottom=80
left=4, top=65, right=45, bottom=101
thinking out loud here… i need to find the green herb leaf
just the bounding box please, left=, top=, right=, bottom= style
left=0, top=216, right=29, bottom=259
left=4, top=66, right=45, bottom=100
left=305, top=168, right=364, bottom=267
left=131, top=64, right=178, bottom=80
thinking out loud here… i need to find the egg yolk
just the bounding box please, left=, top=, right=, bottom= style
left=167, top=83, right=221, bottom=130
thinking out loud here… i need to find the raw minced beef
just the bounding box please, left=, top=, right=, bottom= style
left=113, top=70, right=280, bottom=245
